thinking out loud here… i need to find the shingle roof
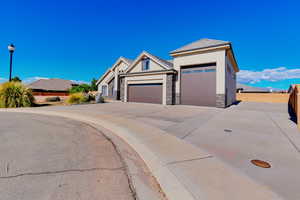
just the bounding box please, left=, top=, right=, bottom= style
left=27, top=78, right=76, bottom=91
left=170, top=38, right=230, bottom=54
left=149, top=53, right=173, bottom=68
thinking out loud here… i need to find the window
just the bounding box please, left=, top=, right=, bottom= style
left=142, top=58, right=150, bottom=71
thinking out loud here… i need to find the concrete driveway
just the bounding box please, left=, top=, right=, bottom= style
left=0, top=112, right=164, bottom=200
left=2, top=101, right=299, bottom=200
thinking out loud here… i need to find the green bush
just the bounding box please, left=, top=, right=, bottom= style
left=95, top=93, right=105, bottom=103
left=66, top=93, right=89, bottom=104
left=45, top=96, right=61, bottom=102
left=0, top=82, right=35, bottom=108
left=69, top=84, right=91, bottom=94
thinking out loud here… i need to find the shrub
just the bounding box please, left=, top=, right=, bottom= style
left=45, top=96, right=61, bottom=102
left=66, top=92, right=89, bottom=104
left=95, top=93, right=105, bottom=103
left=69, top=84, right=91, bottom=94
left=0, top=82, right=35, bottom=108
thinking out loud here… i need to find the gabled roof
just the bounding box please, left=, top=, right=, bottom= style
left=151, top=54, right=173, bottom=69
left=125, top=51, right=173, bottom=73
left=96, top=56, right=132, bottom=85
left=27, top=78, right=76, bottom=91
left=122, top=57, right=133, bottom=66
left=170, top=38, right=230, bottom=54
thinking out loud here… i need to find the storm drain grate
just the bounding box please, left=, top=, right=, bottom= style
left=251, top=159, right=271, bottom=168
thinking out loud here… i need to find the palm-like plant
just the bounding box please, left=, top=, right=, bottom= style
left=0, top=82, right=35, bottom=108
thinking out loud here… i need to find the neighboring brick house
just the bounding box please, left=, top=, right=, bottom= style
left=96, top=38, right=239, bottom=108
left=27, top=78, right=78, bottom=101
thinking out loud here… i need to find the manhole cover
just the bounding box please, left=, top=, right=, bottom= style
left=251, top=159, right=271, bottom=168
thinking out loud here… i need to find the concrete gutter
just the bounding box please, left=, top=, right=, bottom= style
left=1, top=108, right=284, bottom=200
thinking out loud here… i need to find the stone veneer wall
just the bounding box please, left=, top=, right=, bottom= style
left=120, top=77, right=125, bottom=102
left=216, top=94, right=226, bottom=108
left=166, top=74, right=174, bottom=105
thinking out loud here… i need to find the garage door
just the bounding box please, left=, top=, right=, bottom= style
left=181, top=64, right=216, bottom=106
left=128, top=83, right=162, bottom=104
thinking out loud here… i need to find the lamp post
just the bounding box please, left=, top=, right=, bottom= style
left=8, top=44, right=15, bottom=82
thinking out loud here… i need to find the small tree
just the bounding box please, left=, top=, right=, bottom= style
left=90, top=78, right=98, bottom=91
left=11, top=76, right=21, bottom=82
left=69, top=84, right=91, bottom=94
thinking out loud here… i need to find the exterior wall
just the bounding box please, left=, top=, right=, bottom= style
left=123, top=74, right=168, bottom=105
left=288, top=85, right=300, bottom=130
left=97, top=70, right=114, bottom=95
left=97, top=60, right=130, bottom=99
left=237, top=93, right=289, bottom=103
left=113, top=61, right=129, bottom=99
left=225, top=54, right=237, bottom=106
left=172, top=50, right=226, bottom=107
left=32, top=91, right=69, bottom=96
left=129, top=59, right=165, bottom=73
left=108, top=78, right=115, bottom=97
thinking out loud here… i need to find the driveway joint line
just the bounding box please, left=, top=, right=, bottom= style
left=166, top=155, right=213, bottom=165
left=266, top=112, right=300, bottom=153
left=0, top=167, right=125, bottom=179
left=180, top=111, right=224, bottom=139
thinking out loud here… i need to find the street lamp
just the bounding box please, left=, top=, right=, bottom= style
left=8, top=44, right=15, bottom=82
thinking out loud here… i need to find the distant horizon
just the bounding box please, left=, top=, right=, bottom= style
left=0, top=0, right=299, bottom=90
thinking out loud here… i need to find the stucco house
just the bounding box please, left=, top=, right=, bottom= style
left=96, top=38, right=239, bottom=108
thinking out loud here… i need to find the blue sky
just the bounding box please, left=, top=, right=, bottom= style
left=0, top=0, right=299, bottom=89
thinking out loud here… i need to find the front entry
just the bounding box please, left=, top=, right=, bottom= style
left=181, top=63, right=216, bottom=106
left=127, top=83, right=163, bottom=104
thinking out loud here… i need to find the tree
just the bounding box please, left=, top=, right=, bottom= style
left=90, top=78, right=98, bottom=91
left=69, top=84, right=91, bottom=94
left=11, top=76, right=21, bottom=82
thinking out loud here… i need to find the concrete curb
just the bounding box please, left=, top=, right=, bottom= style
left=2, top=108, right=284, bottom=200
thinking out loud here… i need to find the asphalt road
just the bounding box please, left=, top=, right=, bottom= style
left=0, top=113, right=135, bottom=200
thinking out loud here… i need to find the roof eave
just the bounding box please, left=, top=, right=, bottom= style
left=170, top=44, right=231, bottom=57
left=125, top=51, right=171, bottom=74
left=96, top=56, right=133, bottom=85
left=227, top=44, right=239, bottom=72
left=170, top=43, right=231, bottom=55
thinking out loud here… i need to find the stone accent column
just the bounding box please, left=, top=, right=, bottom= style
left=166, top=74, right=173, bottom=105
left=120, top=77, right=125, bottom=102
left=216, top=94, right=226, bottom=108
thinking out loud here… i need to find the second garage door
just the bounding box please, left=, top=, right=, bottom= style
left=128, top=83, right=162, bottom=104
left=181, top=63, right=216, bottom=106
